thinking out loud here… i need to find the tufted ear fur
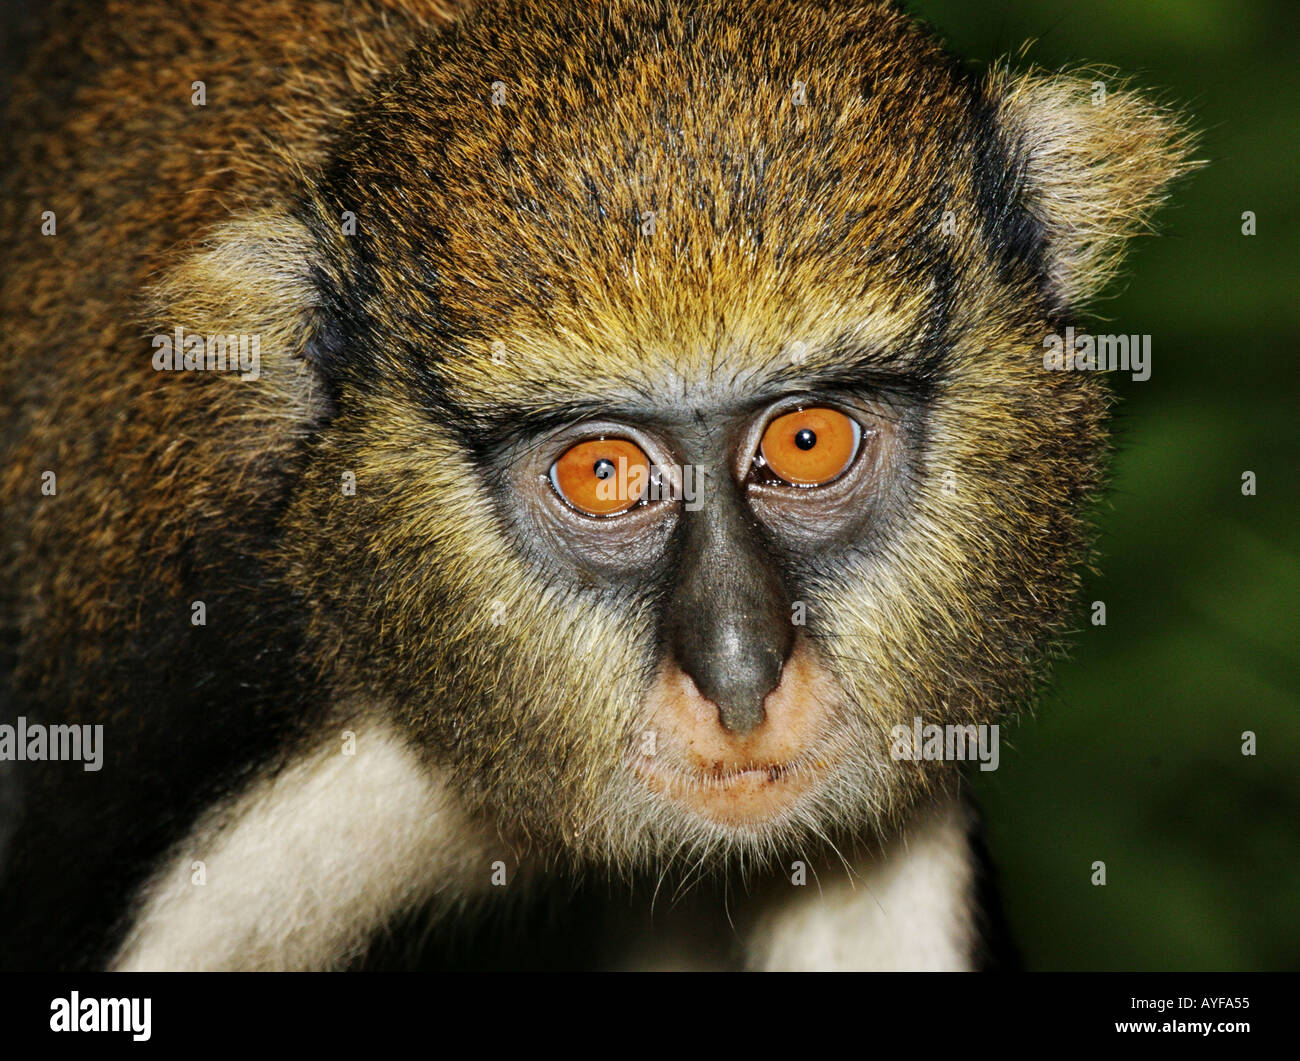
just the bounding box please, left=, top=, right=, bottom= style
left=989, top=66, right=1201, bottom=310
left=144, top=210, right=334, bottom=431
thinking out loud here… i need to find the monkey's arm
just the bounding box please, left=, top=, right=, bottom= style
left=111, top=716, right=495, bottom=972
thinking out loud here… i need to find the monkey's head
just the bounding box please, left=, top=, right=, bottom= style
left=168, top=0, right=1195, bottom=871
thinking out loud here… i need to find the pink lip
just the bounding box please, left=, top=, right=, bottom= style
left=634, top=755, right=830, bottom=825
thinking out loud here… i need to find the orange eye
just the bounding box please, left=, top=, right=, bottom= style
left=759, top=407, right=860, bottom=486
left=549, top=438, right=651, bottom=516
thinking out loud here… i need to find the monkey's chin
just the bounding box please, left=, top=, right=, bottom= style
left=633, top=758, right=825, bottom=827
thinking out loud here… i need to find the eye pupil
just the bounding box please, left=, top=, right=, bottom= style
left=593, top=458, right=616, bottom=480
left=794, top=428, right=817, bottom=451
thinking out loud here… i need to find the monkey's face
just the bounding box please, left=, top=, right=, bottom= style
left=280, top=0, right=1133, bottom=870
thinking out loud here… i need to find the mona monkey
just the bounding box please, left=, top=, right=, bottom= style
left=0, top=0, right=1196, bottom=971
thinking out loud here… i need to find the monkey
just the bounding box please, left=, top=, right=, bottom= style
left=0, top=0, right=1197, bottom=971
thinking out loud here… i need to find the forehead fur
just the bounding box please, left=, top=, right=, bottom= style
left=308, top=0, right=1030, bottom=405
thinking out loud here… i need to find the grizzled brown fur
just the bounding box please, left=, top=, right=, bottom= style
left=0, top=0, right=1195, bottom=969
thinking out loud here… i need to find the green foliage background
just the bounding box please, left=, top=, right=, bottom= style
left=908, top=0, right=1299, bottom=969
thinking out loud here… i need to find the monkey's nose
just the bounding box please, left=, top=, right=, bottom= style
left=684, top=630, right=785, bottom=736
left=663, top=473, right=794, bottom=736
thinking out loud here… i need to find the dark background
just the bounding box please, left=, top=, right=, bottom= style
left=1, top=0, right=1295, bottom=969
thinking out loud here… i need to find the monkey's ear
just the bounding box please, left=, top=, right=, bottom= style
left=146, top=209, right=334, bottom=423
left=988, top=67, right=1200, bottom=309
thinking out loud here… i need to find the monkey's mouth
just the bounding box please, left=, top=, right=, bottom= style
left=633, top=755, right=828, bottom=826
